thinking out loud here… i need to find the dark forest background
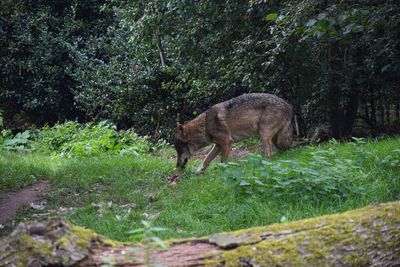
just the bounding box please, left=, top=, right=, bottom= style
left=1, top=0, right=399, bottom=141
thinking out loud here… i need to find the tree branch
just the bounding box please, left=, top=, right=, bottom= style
left=155, top=28, right=167, bottom=67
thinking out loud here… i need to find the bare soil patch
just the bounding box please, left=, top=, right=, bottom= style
left=0, top=180, right=51, bottom=224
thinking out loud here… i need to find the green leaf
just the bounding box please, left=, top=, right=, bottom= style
left=141, top=220, right=151, bottom=228
left=306, top=19, right=317, bottom=27
left=338, top=15, right=348, bottom=22
left=150, top=227, right=167, bottom=232
left=231, top=169, right=242, bottom=179
left=381, top=64, right=391, bottom=73
left=353, top=25, right=364, bottom=32
left=296, top=26, right=306, bottom=34
left=226, top=177, right=236, bottom=186
left=227, top=162, right=240, bottom=167
left=152, top=236, right=167, bottom=249
left=266, top=13, right=278, bottom=21
left=343, top=23, right=355, bottom=35
left=327, top=18, right=336, bottom=26
left=126, top=228, right=145, bottom=234
left=313, top=30, right=325, bottom=39
left=254, top=180, right=264, bottom=186
left=317, top=13, right=327, bottom=20
left=239, top=180, right=250, bottom=186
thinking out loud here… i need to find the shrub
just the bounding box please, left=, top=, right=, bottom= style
left=0, top=121, right=165, bottom=158
left=220, top=147, right=365, bottom=200
left=0, top=130, right=32, bottom=151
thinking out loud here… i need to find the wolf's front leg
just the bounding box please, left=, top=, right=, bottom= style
left=196, top=144, right=221, bottom=172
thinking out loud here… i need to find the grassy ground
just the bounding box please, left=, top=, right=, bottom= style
left=1, top=137, right=399, bottom=241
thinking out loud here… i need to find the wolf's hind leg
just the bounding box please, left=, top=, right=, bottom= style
left=259, top=126, right=278, bottom=158
left=197, top=144, right=221, bottom=172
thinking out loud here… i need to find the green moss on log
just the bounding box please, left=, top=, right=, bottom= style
left=0, top=217, right=123, bottom=266
left=209, top=202, right=400, bottom=266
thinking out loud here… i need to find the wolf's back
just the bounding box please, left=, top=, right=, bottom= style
left=223, top=93, right=286, bottom=111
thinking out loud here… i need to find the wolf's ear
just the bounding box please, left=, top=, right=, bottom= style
left=177, top=122, right=184, bottom=134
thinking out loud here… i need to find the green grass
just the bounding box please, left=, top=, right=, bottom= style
left=1, top=137, right=399, bottom=242
left=0, top=152, right=58, bottom=190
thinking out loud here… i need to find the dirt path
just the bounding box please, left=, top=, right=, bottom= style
left=0, top=180, right=51, bottom=224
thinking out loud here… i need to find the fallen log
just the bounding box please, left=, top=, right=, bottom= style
left=1, top=201, right=399, bottom=266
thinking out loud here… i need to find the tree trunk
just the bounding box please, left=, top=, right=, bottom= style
left=155, top=28, right=167, bottom=67
left=327, top=43, right=343, bottom=138
left=342, top=90, right=359, bottom=136
left=396, top=87, right=400, bottom=122
left=1, top=202, right=400, bottom=266
left=371, top=95, right=376, bottom=127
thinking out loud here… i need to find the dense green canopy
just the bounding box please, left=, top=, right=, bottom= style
left=1, top=0, right=399, bottom=140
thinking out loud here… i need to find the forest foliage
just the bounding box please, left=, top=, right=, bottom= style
left=1, top=0, right=399, bottom=140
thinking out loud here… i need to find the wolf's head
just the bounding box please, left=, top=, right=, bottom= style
left=174, top=122, right=191, bottom=169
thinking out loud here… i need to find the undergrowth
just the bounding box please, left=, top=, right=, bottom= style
left=0, top=120, right=167, bottom=158
left=221, top=139, right=370, bottom=200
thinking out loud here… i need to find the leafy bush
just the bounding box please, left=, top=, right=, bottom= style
left=0, top=121, right=166, bottom=158
left=0, top=118, right=34, bottom=151
left=0, top=0, right=117, bottom=125
left=220, top=147, right=365, bottom=200
left=2, top=130, right=32, bottom=151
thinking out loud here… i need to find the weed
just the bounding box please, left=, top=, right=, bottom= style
left=33, top=120, right=153, bottom=158
left=220, top=146, right=366, bottom=201
left=126, top=220, right=167, bottom=266
left=0, top=120, right=165, bottom=158
left=1, top=130, right=32, bottom=151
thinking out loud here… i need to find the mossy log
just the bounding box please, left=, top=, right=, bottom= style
left=1, top=201, right=400, bottom=266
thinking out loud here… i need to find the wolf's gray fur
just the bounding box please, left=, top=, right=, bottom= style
left=174, top=93, right=296, bottom=171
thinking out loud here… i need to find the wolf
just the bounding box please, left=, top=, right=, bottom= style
left=174, top=93, right=297, bottom=172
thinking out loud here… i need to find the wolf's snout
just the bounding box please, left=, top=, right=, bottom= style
left=176, top=156, right=189, bottom=169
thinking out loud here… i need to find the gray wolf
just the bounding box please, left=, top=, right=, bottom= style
left=174, top=93, right=297, bottom=172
